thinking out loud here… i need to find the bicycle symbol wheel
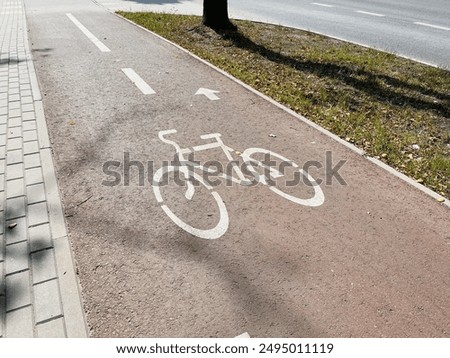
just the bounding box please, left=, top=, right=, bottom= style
left=153, top=165, right=229, bottom=240
left=242, top=148, right=325, bottom=207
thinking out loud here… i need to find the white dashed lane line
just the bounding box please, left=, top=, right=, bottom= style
left=311, top=3, right=450, bottom=33
left=121, top=68, right=156, bottom=95
left=414, top=22, right=450, bottom=31
left=311, top=2, right=335, bottom=8
left=66, top=13, right=111, bottom=53
left=355, top=10, right=385, bottom=17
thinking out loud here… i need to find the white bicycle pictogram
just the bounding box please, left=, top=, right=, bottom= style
left=152, top=129, right=325, bottom=240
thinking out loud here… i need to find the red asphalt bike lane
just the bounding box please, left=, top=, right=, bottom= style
left=25, top=0, right=450, bottom=337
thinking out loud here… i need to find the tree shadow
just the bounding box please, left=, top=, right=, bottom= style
left=0, top=58, right=27, bottom=67
left=31, top=48, right=53, bottom=59
left=68, top=205, right=318, bottom=337
left=31, top=48, right=53, bottom=53
left=0, top=49, right=53, bottom=68
left=0, top=201, right=57, bottom=337
left=165, top=236, right=317, bottom=337
left=214, top=28, right=450, bottom=118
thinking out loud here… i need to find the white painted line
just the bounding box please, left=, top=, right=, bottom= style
left=121, top=68, right=156, bottom=95
left=66, top=13, right=111, bottom=53
left=414, top=22, right=450, bottom=31
left=312, top=3, right=335, bottom=8
left=161, top=191, right=229, bottom=240
left=193, top=142, right=222, bottom=152
left=355, top=10, right=385, bottom=17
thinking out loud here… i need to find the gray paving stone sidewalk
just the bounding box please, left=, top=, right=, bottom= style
left=0, top=0, right=87, bottom=337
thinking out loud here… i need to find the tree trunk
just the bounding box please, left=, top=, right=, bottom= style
left=203, top=0, right=235, bottom=30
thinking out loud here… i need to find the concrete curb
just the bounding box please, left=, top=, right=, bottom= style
left=115, top=13, right=450, bottom=209
left=23, top=7, right=89, bottom=337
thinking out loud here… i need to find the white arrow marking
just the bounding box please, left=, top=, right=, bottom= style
left=195, top=88, right=220, bottom=101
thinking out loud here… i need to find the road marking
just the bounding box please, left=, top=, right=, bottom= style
left=414, top=22, right=450, bottom=31
left=66, top=13, right=111, bottom=53
left=311, top=3, right=335, bottom=8
left=121, top=68, right=156, bottom=95
left=355, top=10, right=385, bottom=17
left=195, top=88, right=220, bottom=100
left=235, top=332, right=251, bottom=338
left=152, top=130, right=325, bottom=239
left=118, top=12, right=450, bottom=208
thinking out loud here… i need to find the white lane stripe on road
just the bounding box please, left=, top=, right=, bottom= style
left=121, top=68, right=156, bottom=95
left=355, top=10, right=385, bottom=17
left=414, top=22, right=450, bottom=31
left=66, top=13, right=111, bottom=53
left=311, top=3, right=334, bottom=7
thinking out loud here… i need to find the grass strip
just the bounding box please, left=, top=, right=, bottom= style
left=119, top=12, right=450, bottom=199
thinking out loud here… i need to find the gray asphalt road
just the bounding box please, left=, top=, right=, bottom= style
left=93, top=0, right=450, bottom=68
left=229, top=0, right=450, bottom=68
left=25, top=0, right=450, bottom=337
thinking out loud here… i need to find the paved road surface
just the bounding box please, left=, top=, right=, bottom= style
left=25, top=0, right=450, bottom=337
left=93, top=0, right=450, bottom=68
left=229, top=0, right=450, bottom=68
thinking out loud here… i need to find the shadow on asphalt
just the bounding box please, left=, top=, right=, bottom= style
left=31, top=47, right=54, bottom=59
left=157, top=234, right=317, bottom=336
left=0, top=49, right=53, bottom=68
left=215, top=28, right=450, bottom=119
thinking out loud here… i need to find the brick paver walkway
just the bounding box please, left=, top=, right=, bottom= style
left=0, top=0, right=87, bottom=337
